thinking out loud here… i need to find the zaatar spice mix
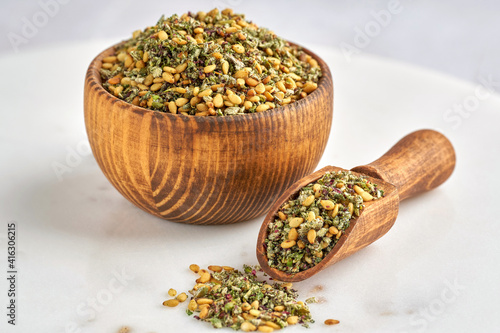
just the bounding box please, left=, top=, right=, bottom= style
left=163, top=265, right=314, bottom=331
left=100, top=8, right=322, bottom=116
left=264, top=171, right=384, bottom=274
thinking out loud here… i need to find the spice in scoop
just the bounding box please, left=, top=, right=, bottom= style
left=100, top=8, right=322, bottom=116
left=264, top=171, right=383, bottom=274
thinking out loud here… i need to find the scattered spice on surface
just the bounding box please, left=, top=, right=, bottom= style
left=100, top=8, right=322, bottom=116
left=314, top=296, right=327, bottom=304
left=304, top=297, right=318, bottom=304
left=163, top=264, right=314, bottom=331
left=324, top=319, right=340, bottom=325
left=176, top=292, right=188, bottom=302
left=163, top=299, right=180, bottom=307
left=264, top=171, right=383, bottom=274
left=309, top=285, right=324, bottom=293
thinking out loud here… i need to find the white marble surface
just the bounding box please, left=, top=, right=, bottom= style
left=0, top=38, right=499, bottom=333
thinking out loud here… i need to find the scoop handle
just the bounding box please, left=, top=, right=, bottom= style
left=351, top=129, right=455, bottom=201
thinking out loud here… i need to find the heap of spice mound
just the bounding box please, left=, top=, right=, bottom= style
left=264, top=171, right=384, bottom=274
left=162, top=265, right=314, bottom=331
left=100, top=8, right=322, bottom=116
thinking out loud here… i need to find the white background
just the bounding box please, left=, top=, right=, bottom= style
left=1, top=1, right=499, bottom=333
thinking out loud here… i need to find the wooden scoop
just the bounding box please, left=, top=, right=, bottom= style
left=256, top=129, right=456, bottom=282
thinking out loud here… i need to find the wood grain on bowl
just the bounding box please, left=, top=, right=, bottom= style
left=84, top=44, right=333, bottom=224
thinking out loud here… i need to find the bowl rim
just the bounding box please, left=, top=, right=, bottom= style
left=85, top=40, right=333, bottom=123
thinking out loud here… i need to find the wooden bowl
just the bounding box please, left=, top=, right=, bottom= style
left=84, top=43, right=333, bottom=224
